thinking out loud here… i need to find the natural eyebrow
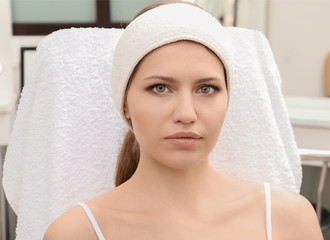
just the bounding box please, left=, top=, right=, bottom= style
left=195, top=77, right=224, bottom=84
left=143, top=75, right=224, bottom=84
left=143, top=75, right=176, bottom=83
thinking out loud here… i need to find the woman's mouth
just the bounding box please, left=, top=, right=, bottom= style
left=165, top=132, right=202, bottom=148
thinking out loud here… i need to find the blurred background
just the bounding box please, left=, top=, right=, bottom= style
left=0, top=0, right=330, bottom=239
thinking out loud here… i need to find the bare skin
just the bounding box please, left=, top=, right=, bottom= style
left=44, top=176, right=323, bottom=240
left=44, top=41, right=323, bottom=240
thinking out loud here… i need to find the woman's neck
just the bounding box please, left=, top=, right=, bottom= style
left=121, top=153, right=226, bottom=216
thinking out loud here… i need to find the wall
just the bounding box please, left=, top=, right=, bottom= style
left=0, top=0, right=13, bottom=96
left=0, top=0, right=16, bottom=147
left=236, top=0, right=330, bottom=98
left=236, top=0, right=268, bottom=34
left=268, top=0, right=330, bottom=97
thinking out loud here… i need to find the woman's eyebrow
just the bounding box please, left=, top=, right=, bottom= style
left=195, top=77, right=224, bottom=84
left=143, top=75, right=224, bottom=83
left=143, top=75, right=176, bottom=83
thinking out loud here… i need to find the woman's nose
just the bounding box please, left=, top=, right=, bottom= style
left=172, top=93, right=197, bottom=124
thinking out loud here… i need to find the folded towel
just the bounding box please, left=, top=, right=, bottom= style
left=2, top=27, right=301, bottom=240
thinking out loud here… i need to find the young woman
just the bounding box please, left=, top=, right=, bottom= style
left=44, top=2, right=323, bottom=240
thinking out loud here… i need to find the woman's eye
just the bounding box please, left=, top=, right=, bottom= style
left=152, top=84, right=168, bottom=93
left=198, top=86, right=215, bottom=94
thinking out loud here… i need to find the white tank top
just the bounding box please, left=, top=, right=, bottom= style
left=79, top=182, right=272, bottom=240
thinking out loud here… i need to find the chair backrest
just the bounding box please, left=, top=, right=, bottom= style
left=3, top=27, right=301, bottom=240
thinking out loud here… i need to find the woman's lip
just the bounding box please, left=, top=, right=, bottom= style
left=165, top=132, right=201, bottom=139
left=165, top=132, right=202, bottom=148
left=166, top=138, right=201, bottom=148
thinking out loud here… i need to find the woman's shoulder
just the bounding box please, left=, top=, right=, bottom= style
left=43, top=204, right=98, bottom=240
left=270, top=184, right=323, bottom=240
left=43, top=189, right=122, bottom=240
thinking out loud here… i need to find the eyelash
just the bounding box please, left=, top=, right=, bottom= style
left=146, top=83, right=170, bottom=94
left=146, top=83, right=220, bottom=94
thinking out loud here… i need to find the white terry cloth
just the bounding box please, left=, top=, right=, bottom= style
left=210, top=27, right=301, bottom=192
left=3, top=28, right=127, bottom=240
left=2, top=27, right=301, bottom=239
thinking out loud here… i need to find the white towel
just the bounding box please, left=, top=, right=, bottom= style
left=210, top=27, right=301, bottom=191
left=3, top=27, right=301, bottom=240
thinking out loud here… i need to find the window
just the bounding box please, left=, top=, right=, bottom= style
left=11, top=0, right=157, bottom=35
left=12, top=0, right=235, bottom=36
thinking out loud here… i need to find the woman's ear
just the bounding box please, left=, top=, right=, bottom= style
left=124, top=102, right=131, bottom=119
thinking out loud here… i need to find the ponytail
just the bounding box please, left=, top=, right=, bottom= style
left=115, top=130, right=140, bottom=186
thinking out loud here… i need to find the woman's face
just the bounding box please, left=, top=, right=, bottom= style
left=125, top=41, right=228, bottom=170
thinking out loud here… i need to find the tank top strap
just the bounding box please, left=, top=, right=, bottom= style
left=78, top=185, right=272, bottom=240
left=264, top=182, right=272, bottom=240
left=78, top=202, right=106, bottom=240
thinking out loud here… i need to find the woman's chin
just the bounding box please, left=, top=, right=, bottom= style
left=155, top=153, right=209, bottom=171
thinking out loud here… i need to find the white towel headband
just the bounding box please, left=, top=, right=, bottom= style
left=111, top=2, right=233, bottom=128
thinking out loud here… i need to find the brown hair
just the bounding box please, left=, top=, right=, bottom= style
left=115, top=130, right=140, bottom=186
left=115, top=1, right=205, bottom=187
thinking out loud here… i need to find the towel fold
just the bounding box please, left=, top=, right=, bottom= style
left=3, top=27, right=301, bottom=240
